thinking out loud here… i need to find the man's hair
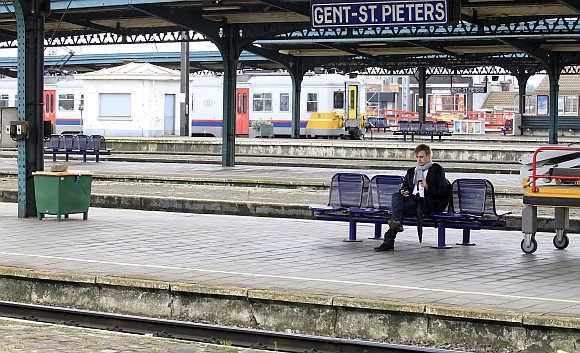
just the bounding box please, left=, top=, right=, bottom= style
left=414, top=144, right=431, bottom=156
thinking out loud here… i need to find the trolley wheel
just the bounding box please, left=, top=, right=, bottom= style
left=521, top=238, right=538, bottom=254
left=553, top=233, right=570, bottom=250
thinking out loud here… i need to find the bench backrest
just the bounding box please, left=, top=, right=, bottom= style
left=421, top=121, right=436, bottom=133
left=409, top=120, right=420, bottom=132
left=328, top=173, right=370, bottom=208
left=73, top=134, right=89, bottom=150
left=368, top=175, right=404, bottom=210
left=89, top=135, right=108, bottom=151
left=435, top=121, right=450, bottom=133
left=59, top=134, right=75, bottom=150
left=450, top=178, right=499, bottom=217
left=46, top=134, right=61, bottom=149
left=397, top=120, right=410, bottom=132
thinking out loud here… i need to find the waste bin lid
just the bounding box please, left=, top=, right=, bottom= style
left=32, top=171, right=93, bottom=176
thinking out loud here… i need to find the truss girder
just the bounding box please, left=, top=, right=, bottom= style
left=0, top=30, right=208, bottom=48
left=277, top=17, right=580, bottom=40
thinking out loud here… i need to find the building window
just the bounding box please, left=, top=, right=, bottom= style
left=524, top=95, right=536, bottom=115
left=307, top=93, right=318, bottom=112
left=0, top=94, right=9, bottom=108
left=99, top=93, right=131, bottom=120
left=537, top=95, right=549, bottom=116
left=253, top=93, right=272, bottom=112
left=428, top=94, right=465, bottom=113
left=280, top=93, right=290, bottom=112
left=333, top=91, right=344, bottom=109
left=558, top=96, right=579, bottom=116
left=58, top=94, right=75, bottom=111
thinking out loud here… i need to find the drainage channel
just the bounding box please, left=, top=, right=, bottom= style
left=0, top=301, right=471, bottom=353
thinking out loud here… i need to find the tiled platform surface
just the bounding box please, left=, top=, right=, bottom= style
left=1, top=203, right=579, bottom=319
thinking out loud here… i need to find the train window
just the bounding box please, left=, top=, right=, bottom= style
left=99, top=93, right=131, bottom=119
left=333, top=91, right=344, bottom=109
left=0, top=94, right=9, bottom=108
left=253, top=93, right=272, bottom=112
left=79, top=94, right=85, bottom=111
left=237, top=93, right=247, bottom=114
left=58, top=94, right=75, bottom=111
left=280, top=93, right=289, bottom=112
left=307, top=93, right=318, bottom=112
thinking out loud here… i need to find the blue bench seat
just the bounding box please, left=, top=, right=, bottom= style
left=311, top=174, right=509, bottom=249
left=44, top=134, right=111, bottom=163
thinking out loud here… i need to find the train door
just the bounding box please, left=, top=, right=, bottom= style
left=344, top=82, right=363, bottom=138
left=43, top=90, right=56, bottom=128
left=346, top=83, right=359, bottom=121
left=236, top=88, right=249, bottom=135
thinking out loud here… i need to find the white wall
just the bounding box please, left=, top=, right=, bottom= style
left=83, top=79, right=180, bottom=137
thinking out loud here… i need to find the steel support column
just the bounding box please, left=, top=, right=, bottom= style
left=516, top=73, right=530, bottom=117
left=14, top=0, right=49, bottom=218
left=179, top=34, right=190, bottom=136
left=417, top=68, right=428, bottom=122
left=548, top=55, right=562, bottom=144
left=289, top=58, right=305, bottom=139
left=216, top=26, right=242, bottom=167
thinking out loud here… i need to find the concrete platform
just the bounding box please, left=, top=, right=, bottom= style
left=0, top=203, right=578, bottom=352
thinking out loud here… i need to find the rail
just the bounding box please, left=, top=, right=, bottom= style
left=531, top=146, right=580, bottom=192
left=0, top=300, right=471, bottom=353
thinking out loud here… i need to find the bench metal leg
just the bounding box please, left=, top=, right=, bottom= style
left=456, top=228, right=476, bottom=246
left=343, top=220, right=362, bottom=242
left=96, top=152, right=100, bottom=163
left=431, top=225, right=453, bottom=249
left=369, top=223, right=382, bottom=240
left=52, top=152, right=57, bottom=162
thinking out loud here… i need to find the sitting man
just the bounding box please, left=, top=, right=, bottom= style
left=375, top=143, right=450, bottom=251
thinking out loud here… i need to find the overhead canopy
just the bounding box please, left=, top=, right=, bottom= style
left=1, top=1, right=580, bottom=74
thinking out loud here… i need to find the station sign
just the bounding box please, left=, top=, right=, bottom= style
left=450, top=87, right=487, bottom=94
left=311, top=0, right=456, bottom=28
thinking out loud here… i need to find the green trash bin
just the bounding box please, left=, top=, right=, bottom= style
left=33, top=171, right=93, bottom=221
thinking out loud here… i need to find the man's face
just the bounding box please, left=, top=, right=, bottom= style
left=416, top=151, right=430, bottom=166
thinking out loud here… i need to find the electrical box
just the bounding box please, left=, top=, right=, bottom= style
left=0, top=107, right=17, bottom=147
left=7, top=120, right=29, bottom=141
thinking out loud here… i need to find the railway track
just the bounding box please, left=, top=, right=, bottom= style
left=0, top=300, right=471, bottom=353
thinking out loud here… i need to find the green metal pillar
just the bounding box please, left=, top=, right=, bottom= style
left=289, top=59, right=305, bottom=139
left=548, top=55, right=561, bottom=145
left=14, top=0, right=49, bottom=218
left=516, top=73, right=530, bottom=117
left=417, top=68, right=428, bottom=122
left=217, top=26, right=242, bottom=167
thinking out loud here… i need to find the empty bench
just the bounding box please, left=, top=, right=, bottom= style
left=393, top=121, right=452, bottom=141
left=310, top=173, right=509, bottom=248
left=44, top=134, right=111, bottom=163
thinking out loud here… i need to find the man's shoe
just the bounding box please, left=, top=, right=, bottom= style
left=374, top=239, right=395, bottom=252
left=388, top=220, right=404, bottom=233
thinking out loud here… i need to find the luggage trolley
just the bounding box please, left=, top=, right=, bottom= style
left=520, top=146, right=580, bottom=254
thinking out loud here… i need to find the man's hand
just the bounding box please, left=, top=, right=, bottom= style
left=401, top=189, right=410, bottom=197
left=420, top=180, right=428, bottom=190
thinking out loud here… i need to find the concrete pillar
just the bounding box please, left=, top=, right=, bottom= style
left=14, top=0, right=49, bottom=218
left=179, top=35, right=190, bottom=137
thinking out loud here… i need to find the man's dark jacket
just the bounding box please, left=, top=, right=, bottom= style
left=402, top=163, right=450, bottom=213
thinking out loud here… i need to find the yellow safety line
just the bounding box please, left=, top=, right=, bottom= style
left=0, top=251, right=578, bottom=305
